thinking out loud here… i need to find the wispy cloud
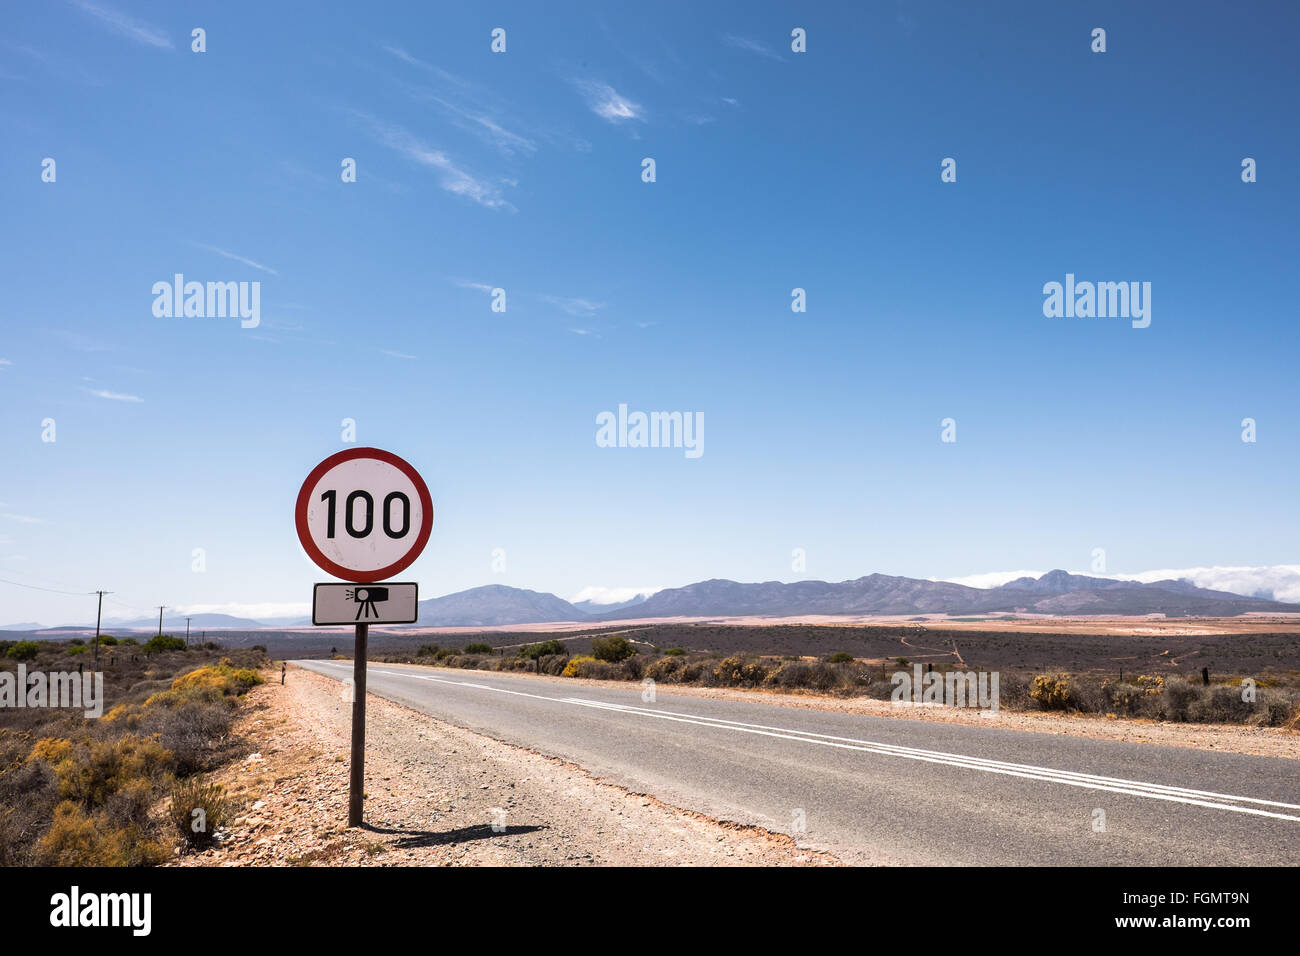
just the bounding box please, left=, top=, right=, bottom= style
left=52, top=330, right=113, bottom=353
left=5, top=42, right=102, bottom=85
left=191, top=242, right=279, bottom=276
left=355, top=113, right=514, bottom=210
left=426, top=94, right=537, bottom=156
left=722, top=34, right=783, bottom=61
left=573, top=80, right=643, bottom=123
left=0, top=513, right=43, bottom=525
left=451, top=278, right=495, bottom=293
left=0, top=358, right=11, bottom=368
left=380, top=45, right=469, bottom=88
left=540, top=294, right=606, bottom=318
left=84, top=387, right=143, bottom=403
left=72, top=1, right=173, bottom=50
left=384, top=53, right=536, bottom=157
left=377, top=348, right=418, bottom=360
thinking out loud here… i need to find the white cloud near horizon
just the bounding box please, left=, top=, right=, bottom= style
left=939, top=570, right=1048, bottom=589
left=72, top=1, right=172, bottom=49
left=939, top=565, right=1300, bottom=603
left=570, top=586, right=662, bottom=606
left=573, top=80, right=642, bottom=123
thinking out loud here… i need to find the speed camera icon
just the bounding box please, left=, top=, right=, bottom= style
left=345, top=585, right=389, bottom=620
left=312, top=583, right=416, bottom=626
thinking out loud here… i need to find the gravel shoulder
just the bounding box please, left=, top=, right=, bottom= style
left=170, top=667, right=837, bottom=867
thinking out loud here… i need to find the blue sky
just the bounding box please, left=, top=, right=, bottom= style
left=2, top=1, right=1298, bottom=625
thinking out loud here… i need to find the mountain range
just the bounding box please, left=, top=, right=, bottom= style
left=10, top=570, right=1298, bottom=633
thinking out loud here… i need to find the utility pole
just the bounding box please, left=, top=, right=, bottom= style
left=185, top=617, right=191, bottom=648
left=156, top=605, right=166, bottom=638
left=90, top=590, right=112, bottom=671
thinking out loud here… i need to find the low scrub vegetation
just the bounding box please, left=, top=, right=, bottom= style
left=0, top=642, right=268, bottom=866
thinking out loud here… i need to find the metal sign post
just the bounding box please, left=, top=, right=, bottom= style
left=349, top=622, right=368, bottom=827
left=295, top=448, right=433, bottom=828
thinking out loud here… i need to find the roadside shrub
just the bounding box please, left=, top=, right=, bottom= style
left=646, top=655, right=685, bottom=682
left=27, top=737, right=75, bottom=765
left=826, top=652, right=854, bottom=664
left=119, top=637, right=139, bottom=646
left=5, top=641, right=40, bottom=661
left=169, top=775, right=230, bottom=849
left=33, top=802, right=167, bottom=866
left=144, top=634, right=187, bottom=653
left=463, top=643, right=493, bottom=655
left=518, top=640, right=567, bottom=660
left=1188, top=685, right=1259, bottom=725
left=591, top=635, right=635, bottom=662
left=767, top=659, right=865, bottom=693
left=54, top=736, right=172, bottom=807
left=103, top=777, right=155, bottom=828
left=535, top=654, right=570, bottom=676
left=1030, top=673, right=1076, bottom=710
left=713, top=655, right=769, bottom=687
left=160, top=700, right=236, bottom=775
left=97, top=635, right=119, bottom=646
left=562, top=656, right=598, bottom=678
left=161, top=664, right=264, bottom=703
left=0, top=759, right=59, bottom=865
left=996, top=673, right=1033, bottom=710
left=618, top=655, right=646, bottom=680
left=1157, top=676, right=1202, bottom=721
left=664, top=647, right=686, bottom=656
left=65, top=645, right=87, bottom=656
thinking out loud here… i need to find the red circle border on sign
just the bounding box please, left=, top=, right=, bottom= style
left=295, top=446, right=434, bottom=583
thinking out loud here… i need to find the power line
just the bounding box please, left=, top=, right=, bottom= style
left=0, top=575, right=91, bottom=597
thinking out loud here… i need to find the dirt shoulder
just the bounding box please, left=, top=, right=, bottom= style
left=381, top=662, right=1298, bottom=761
left=170, top=667, right=837, bottom=867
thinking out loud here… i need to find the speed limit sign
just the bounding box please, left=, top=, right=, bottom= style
left=295, top=447, right=433, bottom=582
left=295, top=446, right=433, bottom=828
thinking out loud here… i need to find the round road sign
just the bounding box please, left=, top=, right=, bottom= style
left=295, top=447, right=433, bottom=582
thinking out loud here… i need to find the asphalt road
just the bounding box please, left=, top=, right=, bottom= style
left=294, top=660, right=1300, bottom=865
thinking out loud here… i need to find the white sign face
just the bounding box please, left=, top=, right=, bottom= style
left=296, top=448, right=433, bottom=582
left=313, top=582, right=418, bottom=625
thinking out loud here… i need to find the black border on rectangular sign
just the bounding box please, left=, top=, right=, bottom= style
left=312, top=581, right=419, bottom=625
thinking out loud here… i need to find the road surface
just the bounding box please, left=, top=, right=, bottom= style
left=294, top=659, right=1300, bottom=865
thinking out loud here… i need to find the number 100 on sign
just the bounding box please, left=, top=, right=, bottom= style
left=295, top=447, right=434, bottom=583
